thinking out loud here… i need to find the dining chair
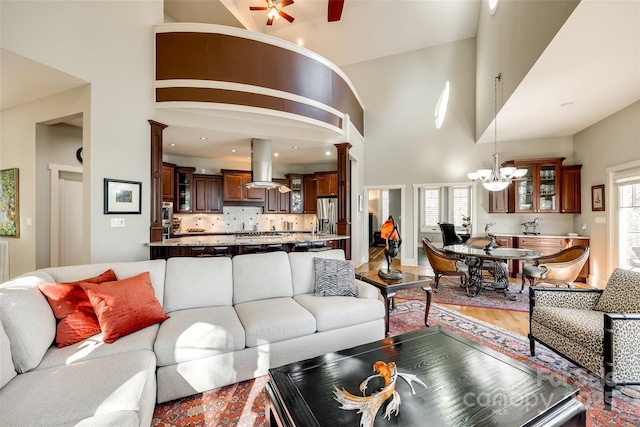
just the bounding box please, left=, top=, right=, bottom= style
left=422, top=238, right=469, bottom=294
left=438, top=222, right=463, bottom=246
left=521, top=245, right=590, bottom=292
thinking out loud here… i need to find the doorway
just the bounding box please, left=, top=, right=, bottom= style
left=365, top=186, right=405, bottom=263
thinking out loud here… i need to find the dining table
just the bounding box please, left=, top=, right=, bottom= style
left=442, top=244, right=541, bottom=300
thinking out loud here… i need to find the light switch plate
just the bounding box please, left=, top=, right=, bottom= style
left=111, top=218, right=125, bottom=227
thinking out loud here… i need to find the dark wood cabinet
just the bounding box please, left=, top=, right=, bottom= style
left=162, top=162, right=175, bottom=202
left=303, top=174, right=317, bottom=213
left=193, top=174, right=223, bottom=213
left=286, top=174, right=304, bottom=214
left=316, top=171, right=338, bottom=197
left=561, top=165, right=582, bottom=213
left=175, top=166, right=195, bottom=213
left=489, top=186, right=515, bottom=213
left=265, top=179, right=290, bottom=213
left=222, top=170, right=265, bottom=203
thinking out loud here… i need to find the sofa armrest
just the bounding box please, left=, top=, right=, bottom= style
left=530, top=287, right=603, bottom=310
left=355, top=279, right=381, bottom=300
left=605, top=313, right=640, bottom=383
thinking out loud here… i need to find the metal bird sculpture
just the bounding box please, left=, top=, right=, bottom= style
left=333, top=361, right=427, bottom=427
left=484, top=222, right=496, bottom=236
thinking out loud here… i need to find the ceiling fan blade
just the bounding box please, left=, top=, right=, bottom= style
left=328, top=0, right=344, bottom=22
left=277, top=0, right=294, bottom=8
left=266, top=16, right=274, bottom=25
left=250, top=6, right=269, bottom=10
left=278, top=10, right=295, bottom=23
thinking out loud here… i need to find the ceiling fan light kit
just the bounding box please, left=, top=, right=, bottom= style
left=250, top=0, right=295, bottom=25
left=468, top=73, right=527, bottom=192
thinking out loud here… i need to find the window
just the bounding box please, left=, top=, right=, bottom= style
left=618, top=181, right=640, bottom=270
left=420, top=185, right=471, bottom=231
left=381, top=190, right=389, bottom=222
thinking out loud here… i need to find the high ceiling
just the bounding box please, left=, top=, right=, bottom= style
left=2, top=1, right=639, bottom=164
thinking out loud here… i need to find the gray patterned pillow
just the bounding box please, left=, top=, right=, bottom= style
left=313, top=258, right=358, bottom=297
left=594, top=268, right=640, bottom=313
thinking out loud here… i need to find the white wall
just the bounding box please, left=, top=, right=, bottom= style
left=1, top=1, right=163, bottom=277
left=574, top=101, right=640, bottom=285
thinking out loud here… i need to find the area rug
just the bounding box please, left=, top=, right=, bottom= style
left=397, top=276, right=530, bottom=312
left=152, top=302, right=640, bottom=427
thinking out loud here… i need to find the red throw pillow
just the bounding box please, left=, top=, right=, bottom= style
left=80, top=272, right=169, bottom=344
left=38, top=269, right=117, bottom=348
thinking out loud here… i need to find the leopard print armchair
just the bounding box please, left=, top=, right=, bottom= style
left=529, top=268, right=640, bottom=410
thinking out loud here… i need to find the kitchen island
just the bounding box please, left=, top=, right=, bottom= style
left=148, top=233, right=349, bottom=259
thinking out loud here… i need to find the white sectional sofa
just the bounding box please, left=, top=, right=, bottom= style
left=0, top=250, right=385, bottom=426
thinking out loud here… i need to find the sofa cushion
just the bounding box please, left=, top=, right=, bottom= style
left=81, top=272, right=169, bottom=343
left=0, top=274, right=56, bottom=373
left=234, top=298, right=316, bottom=347
left=37, top=269, right=118, bottom=348
left=40, top=259, right=167, bottom=307
left=232, top=251, right=293, bottom=304
left=0, top=320, right=17, bottom=388
left=289, top=250, right=346, bottom=295
left=313, top=257, right=357, bottom=297
left=164, top=257, right=233, bottom=312
left=0, top=350, right=156, bottom=426
left=36, top=324, right=159, bottom=371
left=532, top=306, right=604, bottom=354
left=154, top=306, right=245, bottom=366
left=294, top=293, right=385, bottom=332
left=594, top=268, right=640, bottom=313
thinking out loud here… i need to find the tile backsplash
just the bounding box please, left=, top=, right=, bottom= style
left=175, top=206, right=317, bottom=233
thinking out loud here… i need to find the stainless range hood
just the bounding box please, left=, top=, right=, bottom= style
left=242, top=138, right=291, bottom=192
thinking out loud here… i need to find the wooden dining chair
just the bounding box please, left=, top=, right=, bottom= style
left=422, top=238, right=469, bottom=294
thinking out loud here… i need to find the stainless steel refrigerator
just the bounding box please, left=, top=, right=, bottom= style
left=317, top=197, right=337, bottom=234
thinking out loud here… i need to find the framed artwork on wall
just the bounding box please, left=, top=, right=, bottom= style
left=104, top=178, right=142, bottom=214
left=591, top=184, right=605, bottom=211
left=0, top=168, right=19, bottom=237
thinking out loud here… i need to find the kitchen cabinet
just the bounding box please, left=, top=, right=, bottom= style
left=162, top=162, right=175, bottom=202
left=193, top=174, right=223, bottom=213
left=265, top=179, right=290, bottom=213
left=506, top=235, right=590, bottom=283
left=303, top=174, right=317, bottom=213
left=507, top=158, right=564, bottom=213
left=175, top=166, right=195, bottom=213
left=286, top=174, right=304, bottom=214
left=316, top=171, right=338, bottom=197
left=561, top=165, right=582, bottom=213
left=489, top=186, right=515, bottom=213
left=221, top=170, right=265, bottom=203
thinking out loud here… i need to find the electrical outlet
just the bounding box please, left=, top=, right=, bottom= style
left=595, top=216, right=607, bottom=224
left=111, top=218, right=125, bottom=227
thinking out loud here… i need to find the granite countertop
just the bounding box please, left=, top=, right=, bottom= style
left=171, top=230, right=307, bottom=237
left=149, top=233, right=349, bottom=247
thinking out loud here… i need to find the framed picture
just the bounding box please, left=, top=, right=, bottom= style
left=591, top=184, right=605, bottom=211
left=0, top=168, right=20, bottom=237
left=104, top=178, right=141, bottom=214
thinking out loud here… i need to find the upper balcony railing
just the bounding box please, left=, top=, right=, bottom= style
left=154, top=24, right=364, bottom=137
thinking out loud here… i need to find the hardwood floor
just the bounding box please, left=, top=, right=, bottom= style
left=356, top=253, right=531, bottom=337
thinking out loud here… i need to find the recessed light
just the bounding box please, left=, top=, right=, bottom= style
left=292, top=146, right=299, bottom=149
left=325, top=151, right=331, bottom=156
left=231, top=149, right=237, bottom=153
left=297, top=39, right=304, bottom=46
left=169, top=143, right=176, bottom=147
left=274, top=152, right=279, bottom=157
left=199, top=137, right=207, bottom=140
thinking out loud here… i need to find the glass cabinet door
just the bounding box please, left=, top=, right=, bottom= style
left=516, top=166, right=535, bottom=212
left=176, top=168, right=194, bottom=213
left=538, top=164, right=558, bottom=212
left=288, top=175, right=303, bottom=214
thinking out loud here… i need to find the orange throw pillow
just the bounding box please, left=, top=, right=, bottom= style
left=38, top=269, right=117, bottom=348
left=80, top=272, right=169, bottom=344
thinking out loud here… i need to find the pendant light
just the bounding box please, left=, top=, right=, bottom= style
left=468, top=73, right=527, bottom=191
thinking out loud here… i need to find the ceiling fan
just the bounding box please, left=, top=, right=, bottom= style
left=250, top=0, right=295, bottom=26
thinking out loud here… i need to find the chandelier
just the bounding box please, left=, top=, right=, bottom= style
left=468, top=73, right=527, bottom=191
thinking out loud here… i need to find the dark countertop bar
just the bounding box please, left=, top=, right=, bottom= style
left=149, top=233, right=349, bottom=247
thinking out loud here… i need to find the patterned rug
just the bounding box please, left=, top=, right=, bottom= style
left=152, top=302, right=640, bottom=427
left=397, top=276, right=531, bottom=312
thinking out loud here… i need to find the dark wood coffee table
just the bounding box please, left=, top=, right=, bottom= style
left=267, top=327, right=585, bottom=427
left=355, top=271, right=432, bottom=336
